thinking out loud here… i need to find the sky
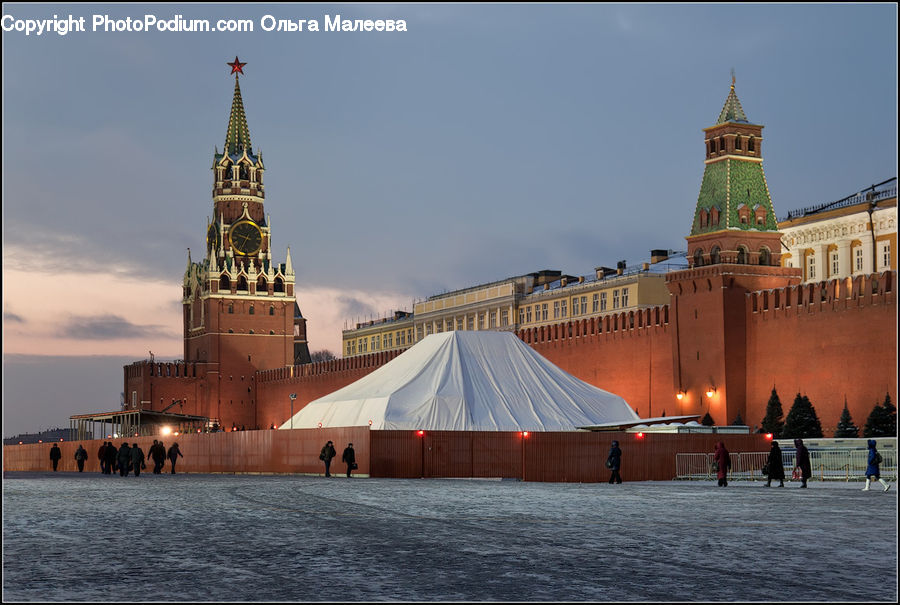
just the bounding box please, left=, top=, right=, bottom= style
left=2, top=3, right=897, bottom=437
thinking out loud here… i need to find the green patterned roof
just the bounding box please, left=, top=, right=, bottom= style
left=224, top=76, right=252, bottom=156
left=691, top=159, right=778, bottom=235
left=717, top=85, right=749, bottom=124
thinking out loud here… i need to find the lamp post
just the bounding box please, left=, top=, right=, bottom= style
left=289, top=393, right=297, bottom=430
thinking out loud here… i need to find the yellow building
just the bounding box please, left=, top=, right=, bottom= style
left=779, top=178, right=897, bottom=282
left=341, top=251, right=685, bottom=358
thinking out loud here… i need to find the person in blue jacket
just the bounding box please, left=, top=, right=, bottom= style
left=862, top=440, right=891, bottom=492
left=606, top=440, right=622, bottom=484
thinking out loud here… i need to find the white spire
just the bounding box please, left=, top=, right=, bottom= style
left=285, top=246, right=294, bottom=276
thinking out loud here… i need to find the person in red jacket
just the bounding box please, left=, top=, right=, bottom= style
left=714, top=441, right=731, bottom=487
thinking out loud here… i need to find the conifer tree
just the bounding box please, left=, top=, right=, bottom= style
left=864, top=393, right=898, bottom=437
left=701, top=411, right=715, bottom=426
left=783, top=393, right=824, bottom=439
left=731, top=412, right=744, bottom=426
left=833, top=400, right=859, bottom=438
left=760, top=387, right=784, bottom=437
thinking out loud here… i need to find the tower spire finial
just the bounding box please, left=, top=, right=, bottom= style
left=731, top=68, right=735, bottom=89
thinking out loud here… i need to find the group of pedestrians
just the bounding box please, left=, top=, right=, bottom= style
left=49, top=441, right=183, bottom=476
left=319, top=441, right=357, bottom=477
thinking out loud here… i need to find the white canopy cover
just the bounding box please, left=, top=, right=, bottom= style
left=280, top=331, right=638, bottom=431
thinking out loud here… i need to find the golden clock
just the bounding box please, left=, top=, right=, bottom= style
left=229, top=220, right=262, bottom=256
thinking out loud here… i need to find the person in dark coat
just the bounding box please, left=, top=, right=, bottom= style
left=764, top=441, right=785, bottom=487
left=606, top=440, right=622, bottom=484
left=104, top=442, right=118, bottom=475
left=342, top=443, right=357, bottom=478
left=74, top=445, right=88, bottom=472
left=152, top=440, right=167, bottom=474
left=793, top=438, right=811, bottom=488
left=117, top=442, right=132, bottom=477
left=714, top=441, right=731, bottom=487
left=130, top=443, right=145, bottom=477
left=320, top=441, right=337, bottom=477
left=49, top=444, right=62, bottom=471
left=98, top=442, right=108, bottom=474
left=863, top=439, right=891, bottom=492
left=167, top=442, right=183, bottom=474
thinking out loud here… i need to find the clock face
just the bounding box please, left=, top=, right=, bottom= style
left=229, top=220, right=262, bottom=256
left=207, top=224, right=220, bottom=252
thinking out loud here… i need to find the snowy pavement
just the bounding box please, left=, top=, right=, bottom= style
left=2, top=472, right=897, bottom=602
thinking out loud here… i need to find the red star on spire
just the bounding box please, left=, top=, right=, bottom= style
left=227, top=56, right=247, bottom=75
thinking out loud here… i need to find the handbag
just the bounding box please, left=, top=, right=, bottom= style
left=791, top=467, right=802, bottom=480
left=351, top=462, right=358, bottom=470
left=319, top=453, right=325, bottom=461
left=762, top=463, right=769, bottom=476
left=605, top=459, right=613, bottom=469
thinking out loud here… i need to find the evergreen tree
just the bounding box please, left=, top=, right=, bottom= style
left=701, top=411, right=715, bottom=426
left=760, top=387, right=784, bottom=437
left=783, top=393, right=824, bottom=439
left=731, top=412, right=744, bottom=426
left=833, top=400, right=859, bottom=438
left=863, top=393, right=898, bottom=437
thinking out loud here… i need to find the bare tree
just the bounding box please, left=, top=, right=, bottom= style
left=310, top=350, right=337, bottom=363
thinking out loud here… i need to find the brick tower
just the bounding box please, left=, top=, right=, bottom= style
left=181, top=58, right=311, bottom=427
left=666, top=77, right=802, bottom=426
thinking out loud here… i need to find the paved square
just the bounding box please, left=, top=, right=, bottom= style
left=2, top=473, right=896, bottom=602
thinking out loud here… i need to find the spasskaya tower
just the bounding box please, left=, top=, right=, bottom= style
left=180, top=57, right=311, bottom=424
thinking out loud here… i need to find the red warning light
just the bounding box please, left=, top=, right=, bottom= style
left=522, top=431, right=530, bottom=438
left=636, top=432, right=645, bottom=439
left=416, top=430, right=425, bottom=437
left=765, top=433, right=773, bottom=440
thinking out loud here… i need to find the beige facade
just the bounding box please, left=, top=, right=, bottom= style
left=779, top=180, right=897, bottom=283
left=341, top=254, right=684, bottom=358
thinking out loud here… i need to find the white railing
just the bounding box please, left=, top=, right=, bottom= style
left=675, top=449, right=898, bottom=481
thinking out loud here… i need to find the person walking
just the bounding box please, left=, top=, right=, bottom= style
left=793, top=438, right=811, bottom=488
left=862, top=439, right=892, bottom=492
left=49, top=443, right=62, bottom=471
left=152, top=440, right=167, bottom=474
left=167, top=442, right=183, bottom=474
left=117, top=442, right=132, bottom=477
left=319, top=441, right=337, bottom=477
left=98, top=442, right=108, bottom=474
left=74, top=444, right=88, bottom=472
left=764, top=441, right=785, bottom=487
left=342, top=443, right=357, bottom=478
left=104, top=442, right=118, bottom=475
left=130, top=443, right=145, bottom=477
left=606, top=440, right=622, bottom=484
left=714, top=441, right=731, bottom=487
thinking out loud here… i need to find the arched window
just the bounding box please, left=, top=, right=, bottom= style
left=257, top=277, right=267, bottom=292
left=759, top=247, right=771, bottom=266
left=249, top=305, right=255, bottom=315
left=737, top=246, right=748, bottom=264
left=748, top=137, right=755, bottom=152
left=269, top=306, right=275, bottom=316
left=694, top=248, right=704, bottom=267
left=710, top=246, right=721, bottom=265
left=699, top=209, right=708, bottom=228
left=274, top=277, right=284, bottom=293
left=239, top=163, right=250, bottom=181
left=735, top=136, right=741, bottom=150
left=220, top=275, right=231, bottom=290
left=237, top=276, right=248, bottom=291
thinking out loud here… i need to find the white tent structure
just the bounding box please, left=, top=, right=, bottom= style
left=280, top=331, right=639, bottom=431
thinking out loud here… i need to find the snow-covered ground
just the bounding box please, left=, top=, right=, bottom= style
left=2, top=472, right=896, bottom=602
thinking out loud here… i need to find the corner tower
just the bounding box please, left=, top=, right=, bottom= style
left=687, top=77, right=783, bottom=268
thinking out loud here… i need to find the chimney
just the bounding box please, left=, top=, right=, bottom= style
left=642, top=263, right=650, bottom=271
left=616, top=260, right=626, bottom=275
left=650, top=249, right=669, bottom=264
left=596, top=266, right=616, bottom=280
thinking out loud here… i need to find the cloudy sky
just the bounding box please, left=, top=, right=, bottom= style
left=2, top=3, right=897, bottom=436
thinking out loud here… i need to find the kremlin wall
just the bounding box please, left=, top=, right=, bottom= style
left=115, top=73, right=896, bottom=439
left=7, top=67, right=895, bottom=480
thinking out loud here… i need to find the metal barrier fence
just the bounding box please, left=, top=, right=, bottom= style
left=675, top=449, right=898, bottom=481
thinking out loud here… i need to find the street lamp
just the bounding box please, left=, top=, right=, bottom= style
left=289, top=393, right=297, bottom=430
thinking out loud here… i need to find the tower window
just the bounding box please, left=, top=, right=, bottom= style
left=228, top=304, right=234, bottom=314
left=735, top=136, right=741, bottom=150
left=249, top=305, right=255, bottom=315
left=269, top=306, right=275, bottom=316
left=748, top=137, right=755, bottom=152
